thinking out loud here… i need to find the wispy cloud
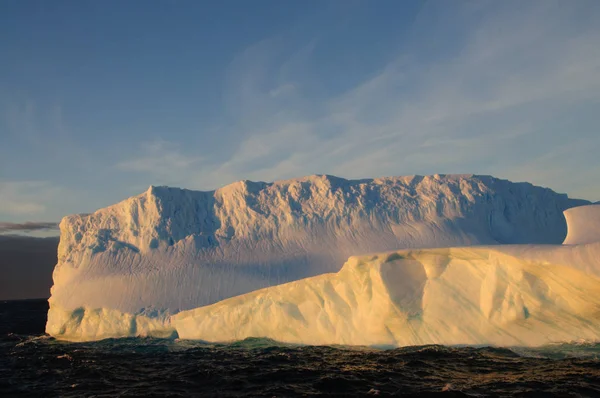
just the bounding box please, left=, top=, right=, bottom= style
left=2, top=100, right=39, bottom=145
left=269, top=83, right=296, bottom=98
left=0, top=181, right=58, bottom=216
left=0, top=221, right=58, bottom=233
left=502, top=138, right=600, bottom=199
left=1, top=98, right=93, bottom=175
left=116, top=139, right=204, bottom=186
left=0, top=179, right=107, bottom=225
left=3, top=100, right=73, bottom=146
left=222, top=1, right=599, bottom=192
left=116, top=1, right=600, bottom=200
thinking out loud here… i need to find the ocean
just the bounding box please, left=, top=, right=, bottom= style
left=2, top=300, right=600, bottom=397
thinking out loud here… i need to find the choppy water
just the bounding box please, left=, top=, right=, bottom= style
left=3, top=300, right=600, bottom=397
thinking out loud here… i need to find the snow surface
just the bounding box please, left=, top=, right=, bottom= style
left=46, top=174, right=590, bottom=343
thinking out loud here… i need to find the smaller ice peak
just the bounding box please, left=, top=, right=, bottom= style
left=145, top=184, right=166, bottom=200
left=144, top=184, right=203, bottom=202
left=217, top=179, right=268, bottom=195
left=563, top=204, right=600, bottom=245
left=431, top=173, right=476, bottom=180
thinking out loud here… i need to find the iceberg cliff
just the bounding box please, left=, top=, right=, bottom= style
left=46, top=174, right=591, bottom=343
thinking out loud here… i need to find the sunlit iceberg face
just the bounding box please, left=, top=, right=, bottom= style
left=45, top=175, right=595, bottom=344
left=172, top=241, right=600, bottom=347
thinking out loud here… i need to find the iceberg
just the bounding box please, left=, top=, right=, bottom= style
left=173, top=238, right=600, bottom=347
left=46, top=174, right=592, bottom=343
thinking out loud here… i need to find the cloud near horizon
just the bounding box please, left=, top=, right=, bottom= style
left=0, top=221, right=59, bottom=234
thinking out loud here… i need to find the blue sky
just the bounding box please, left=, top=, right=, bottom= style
left=1, top=0, right=600, bottom=231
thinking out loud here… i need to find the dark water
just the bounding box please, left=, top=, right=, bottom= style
left=3, top=300, right=600, bottom=397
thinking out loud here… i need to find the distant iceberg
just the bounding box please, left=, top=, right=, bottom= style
left=46, top=174, right=596, bottom=344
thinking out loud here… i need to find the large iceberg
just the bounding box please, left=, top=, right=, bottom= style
left=46, top=174, right=593, bottom=343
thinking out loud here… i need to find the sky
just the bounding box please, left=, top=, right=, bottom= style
left=1, top=0, right=600, bottom=235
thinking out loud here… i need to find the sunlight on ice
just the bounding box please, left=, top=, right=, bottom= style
left=45, top=175, right=600, bottom=346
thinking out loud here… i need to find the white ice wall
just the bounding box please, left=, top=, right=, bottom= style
left=46, top=174, right=589, bottom=341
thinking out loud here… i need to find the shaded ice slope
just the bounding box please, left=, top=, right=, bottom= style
left=48, top=174, right=587, bottom=337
